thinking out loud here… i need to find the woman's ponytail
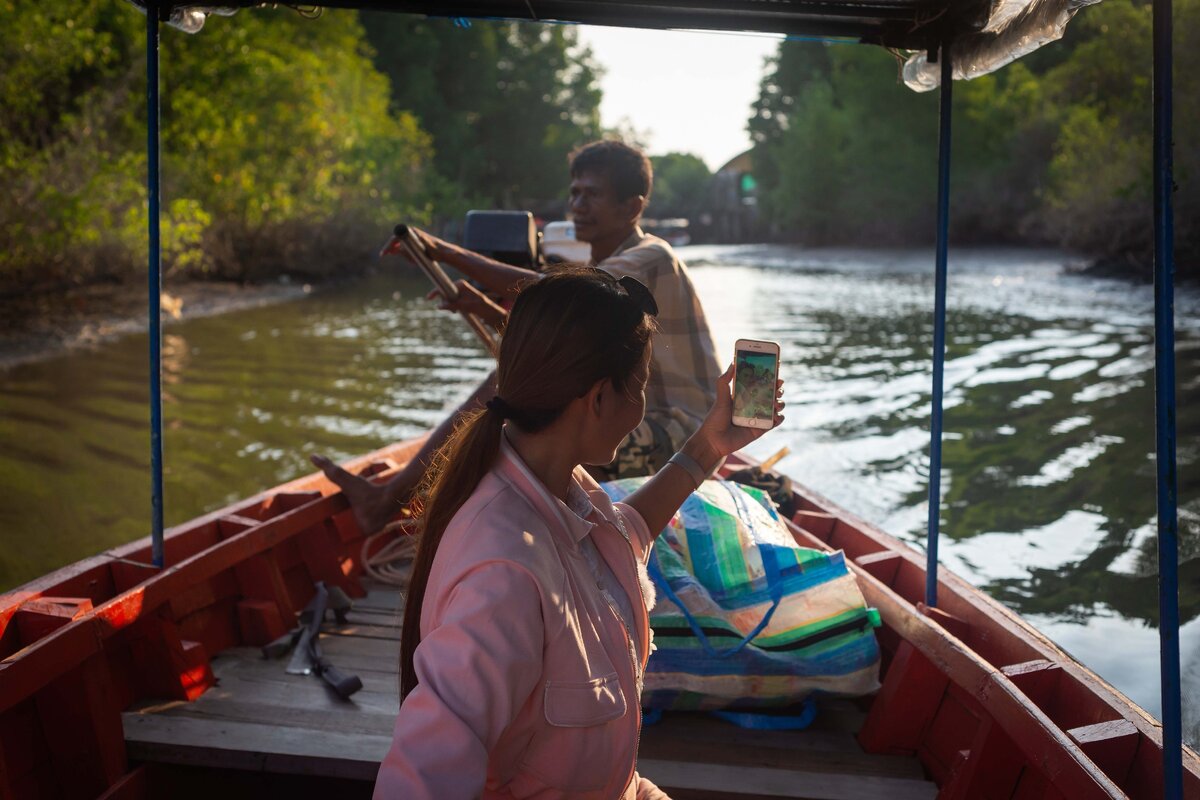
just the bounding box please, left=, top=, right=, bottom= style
left=399, top=405, right=505, bottom=698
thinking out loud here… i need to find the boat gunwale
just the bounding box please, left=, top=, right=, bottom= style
left=0, top=439, right=1195, bottom=797
left=0, top=438, right=425, bottom=712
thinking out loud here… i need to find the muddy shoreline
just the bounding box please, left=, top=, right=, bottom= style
left=0, top=280, right=313, bottom=371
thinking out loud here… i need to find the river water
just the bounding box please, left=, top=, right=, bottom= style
left=1, top=245, right=1197, bottom=743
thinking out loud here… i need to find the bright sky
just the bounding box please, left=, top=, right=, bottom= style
left=575, top=26, right=782, bottom=171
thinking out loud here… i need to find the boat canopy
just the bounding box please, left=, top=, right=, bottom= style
left=133, top=0, right=1100, bottom=91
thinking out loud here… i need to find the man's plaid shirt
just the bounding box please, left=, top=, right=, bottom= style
left=598, top=227, right=723, bottom=440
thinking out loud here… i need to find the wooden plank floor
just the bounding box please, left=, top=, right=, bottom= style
left=124, top=582, right=936, bottom=799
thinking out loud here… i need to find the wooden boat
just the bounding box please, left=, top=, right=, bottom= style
left=2, top=438, right=1196, bottom=799
left=6, top=0, right=1186, bottom=795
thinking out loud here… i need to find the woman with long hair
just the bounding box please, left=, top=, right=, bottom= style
left=374, top=267, right=784, bottom=799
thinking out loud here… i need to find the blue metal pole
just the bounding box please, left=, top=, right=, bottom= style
left=1152, top=0, right=1181, bottom=793
left=147, top=2, right=164, bottom=569
left=925, top=46, right=953, bottom=608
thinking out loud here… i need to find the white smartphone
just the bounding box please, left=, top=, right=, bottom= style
left=732, top=339, right=781, bottom=429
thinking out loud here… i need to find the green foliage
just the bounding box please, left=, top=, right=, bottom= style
left=747, top=0, right=1199, bottom=272
left=1036, top=0, right=1200, bottom=271
left=749, top=44, right=941, bottom=243
left=1, top=7, right=608, bottom=293
left=648, top=152, right=712, bottom=218
left=360, top=14, right=603, bottom=216
left=1, top=3, right=437, bottom=292
left=155, top=8, right=435, bottom=280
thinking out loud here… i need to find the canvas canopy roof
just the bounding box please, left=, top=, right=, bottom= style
left=139, top=0, right=1100, bottom=90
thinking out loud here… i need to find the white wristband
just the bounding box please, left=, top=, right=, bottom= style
left=667, top=450, right=716, bottom=488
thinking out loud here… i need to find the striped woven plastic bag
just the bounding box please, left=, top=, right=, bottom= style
left=603, top=478, right=881, bottom=711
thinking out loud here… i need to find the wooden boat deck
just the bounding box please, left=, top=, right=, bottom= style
left=123, top=581, right=937, bottom=800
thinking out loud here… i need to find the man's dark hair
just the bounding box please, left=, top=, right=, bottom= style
left=569, top=140, right=653, bottom=202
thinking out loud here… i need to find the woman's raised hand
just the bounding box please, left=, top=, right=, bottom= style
left=685, top=364, right=785, bottom=470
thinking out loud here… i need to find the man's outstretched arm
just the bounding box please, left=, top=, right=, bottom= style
left=311, top=371, right=498, bottom=535
left=414, top=232, right=539, bottom=300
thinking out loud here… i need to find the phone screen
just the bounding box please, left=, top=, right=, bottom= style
left=733, top=348, right=779, bottom=423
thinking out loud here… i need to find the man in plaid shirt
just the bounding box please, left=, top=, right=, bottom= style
left=313, top=140, right=723, bottom=530
left=568, top=142, right=723, bottom=479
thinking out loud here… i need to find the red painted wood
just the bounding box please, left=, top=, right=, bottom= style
left=790, top=510, right=834, bottom=540
left=1125, top=732, right=1168, bottom=800
left=111, top=522, right=223, bottom=581
left=332, top=508, right=363, bottom=542
left=168, top=570, right=239, bottom=621
left=919, top=685, right=984, bottom=784
left=109, top=561, right=159, bottom=595
left=0, top=699, right=41, bottom=789
left=296, top=520, right=361, bottom=598
left=177, top=597, right=241, bottom=657
left=34, top=652, right=126, bottom=798
left=937, top=715, right=992, bottom=800
left=827, top=530, right=1126, bottom=796
left=890, top=558, right=927, bottom=607
left=104, top=644, right=138, bottom=711
left=1010, top=766, right=1053, bottom=799
left=1001, top=660, right=1063, bottom=710
left=96, top=766, right=148, bottom=800
left=282, top=561, right=318, bottom=613
left=855, top=551, right=902, bottom=587
left=780, top=476, right=1200, bottom=796
left=0, top=442, right=426, bottom=798
left=1, top=561, right=115, bottom=621
left=917, top=602, right=970, bottom=642
left=263, top=491, right=323, bottom=517
left=236, top=599, right=288, bottom=646
left=9, top=767, right=50, bottom=800
left=1067, top=719, right=1139, bottom=788
left=237, top=553, right=296, bottom=627
left=859, top=641, right=948, bottom=755
left=13, top=598, right=92, bottom=645
left=128, top=614, right=213, bottom=702
left=826, top=518, right=880, bottom=559
left=3, top=437, right=1196, bottom=799
left=0, top=618, right=102, bottom=714
left=219, top=517, right=298, bottom=632
left=951, top=721, right=1027, bottom=800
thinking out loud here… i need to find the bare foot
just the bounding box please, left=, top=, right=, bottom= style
left=310, top=454, right=413, bottom=535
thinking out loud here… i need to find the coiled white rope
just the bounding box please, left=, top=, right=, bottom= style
left=361, top=518, right=419, bottom=588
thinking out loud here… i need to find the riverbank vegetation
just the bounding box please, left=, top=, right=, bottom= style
left=748, top=0, right=1198, bottom=276
left=2, top=0, right=1194, bottom=305
left=0, top=4, right=603, bottom=301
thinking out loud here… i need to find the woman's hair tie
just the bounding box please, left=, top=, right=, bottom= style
left=485, top=395, right=513, bottom=419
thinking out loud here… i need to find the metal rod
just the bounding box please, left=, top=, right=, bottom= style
left=147, top=2, right=165, bottom=569
left=925, top=46, right=953, bottom=609
left=1152, top=0, right=1181, bottom=793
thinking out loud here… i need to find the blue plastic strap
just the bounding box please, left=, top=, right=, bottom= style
left=647, top=543, right=783, bottom=659
left=710, top=696, right=818, bottom=731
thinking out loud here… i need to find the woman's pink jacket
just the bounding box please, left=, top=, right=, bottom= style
left=373, top=438, right=658, bottom=799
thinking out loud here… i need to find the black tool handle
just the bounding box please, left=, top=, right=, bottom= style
left=321, top=665, right=364, bottom=699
